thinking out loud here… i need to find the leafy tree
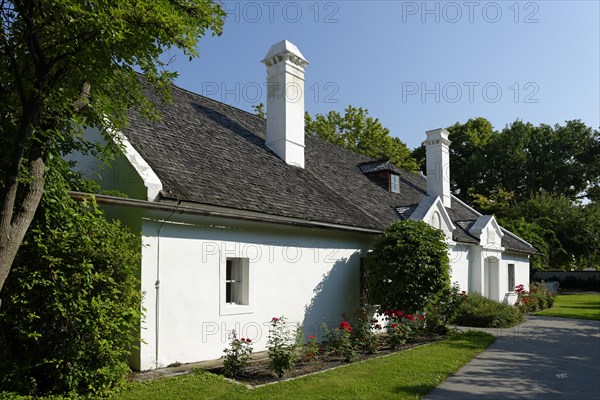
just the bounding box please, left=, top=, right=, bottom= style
left=365, top=220, right=450, bottom=313
left=0, top=158, right=142, bottom=396
left=305, top=106, right=418, bottom=171
left=0, top=0, right=225, bottom=294
left=498, top=217, right=554, bottom=271
left=491, top=120, right=600, bottom=202
left=413, top=117, right=495, bottom=196
left=505, top=193, right=597, bottom=270
left=412, top=118, right=600, bottom=204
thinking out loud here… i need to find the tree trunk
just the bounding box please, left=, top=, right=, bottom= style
left=0, top=156, right=45, bottom=296
left=0, top=103, right=45, bottom=296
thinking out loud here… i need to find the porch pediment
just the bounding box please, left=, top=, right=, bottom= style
left=469, top=215, right=504, bottom=250
left=410, top=196, right=455, bottom=243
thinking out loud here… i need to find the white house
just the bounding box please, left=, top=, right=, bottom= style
left=71, top=40, right=534, bottom=371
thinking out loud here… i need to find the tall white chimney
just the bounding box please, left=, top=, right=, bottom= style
left=261, top=40, right=309, bottom=168
left=423, top=128, right=451, bottom=207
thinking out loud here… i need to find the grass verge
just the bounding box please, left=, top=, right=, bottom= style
left=536, top=293, right=600, bottom=321
left=114, top=331, right=494, bottom=400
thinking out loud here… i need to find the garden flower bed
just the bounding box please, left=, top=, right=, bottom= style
left=209, top=334, right=445, bottom=387
left=215, top=310, right=449, bottom=386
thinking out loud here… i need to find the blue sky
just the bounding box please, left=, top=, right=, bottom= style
left=166, top=0, right=600, bottom=150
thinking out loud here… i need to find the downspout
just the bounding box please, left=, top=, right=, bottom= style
left=155, top=200, right=181, bottom=369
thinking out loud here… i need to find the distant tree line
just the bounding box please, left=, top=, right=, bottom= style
left=297, top=106, right=599, bottom=271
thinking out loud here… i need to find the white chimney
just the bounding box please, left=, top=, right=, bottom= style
left=423, top=128, right=451, bottom=207
left=261, top=40, right=309, bottom=168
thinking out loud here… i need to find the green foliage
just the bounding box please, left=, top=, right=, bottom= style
left=0, top=1, right=225, bottom=292
left=381, top=310, right=424, bottom=350
left=365, top=220, right=450, bottom=313
left=1, top=0, right=226, bottom=142
left=515, top=283, right=555, bottom=313
left=453, top=293, right=523, bottom=328
left=506, top=193, right=599, bottom=269
left=252, top=103, right=266, bottom=119
left=424, top=283, right=465, bottom=334
left=221, top=331, right=253, bottom=378
left=322, top=318, right=356, bottom=362
left=0, top=162, right=142, bottom=397
left=499, top=218, right=553, bottom=271
left=412, top=117, right=599, bottom=271
left=350, top=308, right=379, bottom=354
left=305, top=106, right=418, bottom=171
left=266, top=316, right=302, bottom=378
left=302, top=334, right=320, bottom=362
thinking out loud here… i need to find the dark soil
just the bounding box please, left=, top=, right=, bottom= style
left=211, top=336, right=444, bottom=386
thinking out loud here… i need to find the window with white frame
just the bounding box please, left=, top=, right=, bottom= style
left=221, top=257, right=253, bottom=315
left=391, top=174, right=400, bottom=193
left=508, top=263, right=515, bottom=292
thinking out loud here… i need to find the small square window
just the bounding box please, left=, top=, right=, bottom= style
left=391, top=174, right=400, bottom=193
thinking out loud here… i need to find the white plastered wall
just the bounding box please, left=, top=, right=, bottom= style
left=138, top=212, right=373, bottom=370
left=449, top=244, right=470, bottom=291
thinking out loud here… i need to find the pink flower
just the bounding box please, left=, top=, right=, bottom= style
left=271, top=317, right=279, bottom=322
left=246, top=338, right=252, bottom=343
left=406, top=314, right=415, bottom=321
left=391, top=323, right=399, bottom=328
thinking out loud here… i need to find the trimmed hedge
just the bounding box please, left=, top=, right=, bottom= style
left=453, top=293, right=523, bottom=328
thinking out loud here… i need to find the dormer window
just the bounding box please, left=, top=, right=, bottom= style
left=391, top=174, right=400, bottom=193
left=358, top=160, right=402, bottom=194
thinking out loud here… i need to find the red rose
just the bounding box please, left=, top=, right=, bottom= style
left=339, top=321, right=353, bottom=332
left=391, top=323, right=399, bottom=328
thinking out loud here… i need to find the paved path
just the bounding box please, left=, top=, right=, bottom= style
left=425, top=316, right=600, bottom=400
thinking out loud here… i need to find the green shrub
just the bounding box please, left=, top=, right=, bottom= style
left=365, top=220, right=450, bottom=314
left=0, top=168, right=141, bottom=397
left=222, top=331, right=253, bottom=378
left=454, top=293, right=523, bottom=328
left=516, top=282, right=555, bottom=313
left=424, top=283, right=465, bottom=334
left=266, top=316, right=302, bottom=378
left=350, top=307, right=379, bottom=354
left=322, top=316, right=356, bottom=362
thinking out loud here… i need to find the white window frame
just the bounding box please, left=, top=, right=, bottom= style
left=220, top=257, right=254, bottom=315
left=391, top=174, right=400, bottom=193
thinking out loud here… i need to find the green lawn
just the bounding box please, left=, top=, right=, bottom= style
left=536, top=293, right=600, bottom=320
left=114, top=331, right=493, bottom=400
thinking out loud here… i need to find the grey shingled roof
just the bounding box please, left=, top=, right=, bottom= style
left=121, top=82, right=536, bottom=253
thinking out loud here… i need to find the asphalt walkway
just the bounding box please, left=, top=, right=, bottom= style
left=425, top=316, right=600, bottom=400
